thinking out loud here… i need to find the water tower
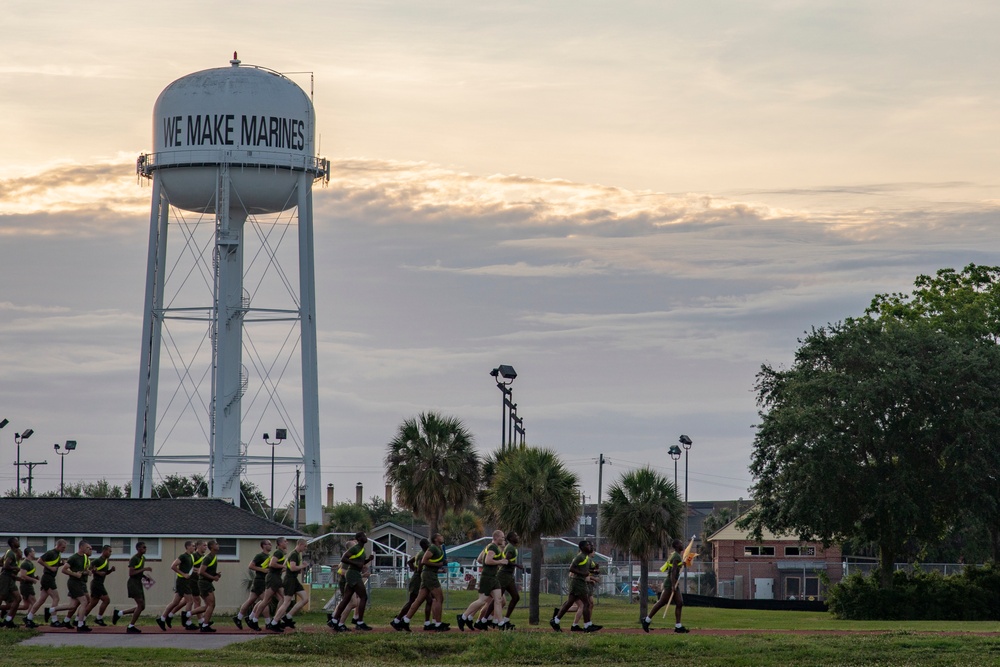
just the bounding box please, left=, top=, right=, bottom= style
left=133, top=54, right=327, bottom=524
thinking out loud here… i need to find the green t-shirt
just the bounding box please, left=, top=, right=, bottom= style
left=342, top=543, right=366, bottom=570
left=570, top=551, right=591, bottom=577
left=202, top=553, right=218, bottom=578
left=500, top=544, right=518, bottom=574
left=251, top=551, right=269, bottom=583
left=266, top=548, right=286, bottom=582
left=92, top=554, right=112, bottom=579
left=668, top=550, right=683, bottom=582
left=1, top=550, right=19, bottom=578
left=177, top=552, right=194, bottom=577
left=425, top=544, right=444, bottom=571
left=482, top=543, right=503, bottom=577
left=128, top=553, right=145, bottom=582
left=285, top=550, right=302, bottom=579
left=190, top=552, right=206, bottom=581
left=40, top=549, right=62, bottom=572
left=67, top=553, right=90, bottom=583
left=19, top=559, right=37, bottom=579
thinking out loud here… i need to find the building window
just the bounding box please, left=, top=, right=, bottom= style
left=784, top=546, right=816, bottom=557
left=23, top=537, right=47, bottom=556
left=216, top=538, right=239, bottom=559
left=744, top=546, right=775, bottom=556
left=107, top=537, right=161, bottom=560
left=785, top=576, right=801, bottom=600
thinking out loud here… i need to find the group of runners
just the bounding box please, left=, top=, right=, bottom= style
left=0, top=531, right=689, bottom=634
left=0, top=536, right=151, bottom=633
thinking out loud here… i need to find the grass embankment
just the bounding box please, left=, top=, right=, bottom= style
left=5, top=590, right=1000, bottom=666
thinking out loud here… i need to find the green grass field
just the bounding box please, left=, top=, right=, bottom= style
left=5, top=589, right=1000, bottom=666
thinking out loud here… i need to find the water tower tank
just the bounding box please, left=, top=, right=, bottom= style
left=145, top=55, right=320, bottom=213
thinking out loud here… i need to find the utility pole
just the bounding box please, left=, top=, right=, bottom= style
left=21, top=461, right=47, bottom=496
left=595, top=454, right=607, bottom=554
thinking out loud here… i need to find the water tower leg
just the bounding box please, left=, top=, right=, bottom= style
left=297, top=173, right=323, bottom=526
left=133, top=179, right=169, bottom=498
left=211, top=163, right=246, bottom=507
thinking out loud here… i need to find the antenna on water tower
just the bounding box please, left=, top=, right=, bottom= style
left=133, top=56, right=329, bottom=525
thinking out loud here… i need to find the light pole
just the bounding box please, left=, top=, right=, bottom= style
left=14, top=428, right=34, bottom=498
left=490, top=365, right=517, bottom=450
left=54, top=440, right=77, bottom=497
left=679, top=434, right=693, bottom=590
left=668, top=444, right=681, bottom=490
left=263, top=429, right=286, bottom=520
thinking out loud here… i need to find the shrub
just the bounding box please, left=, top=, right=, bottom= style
left=828, top=564, right=1000, bottom=620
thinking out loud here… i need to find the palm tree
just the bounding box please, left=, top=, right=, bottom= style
left=384, top=412, right=481, bottom=535
left=601, top=466, right=683, bottom=620
left=439, top=509, right=485, bottom=545
left=484, top=446, right=580, bottom=624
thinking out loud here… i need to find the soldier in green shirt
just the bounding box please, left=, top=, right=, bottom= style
left=273, top=538, right=310, bottom=630
left=183, top=540, right=208, bottom=630
left=195, top=540, right=222, bottom=632
left=330, top=531, right=374, bottom=631
left=458, top=530, right=508, bottom=631
left=234, top=539, right=271, bottom=630
left=642, top=538, right=689, bottom=633
left=497, top=531, right=522, bottom=629
left=399, top=533, right=449, bottom=632
left=18, top=547, right=40, bottom=628
left=550, top=540, right=601, bottom=633
left=84, top=544, right=116, bottom=626
left=249, top=536, right=288, bottom=630
left=29, top=538, right=67, bottom=627
left=61, top=540, right=93, bottom=632
left=156, top=540, right=196, bottom=630
left=0, top=537, right=23, bottom=628
left=113, top=541, right=152, bottom=633
left=391, top=537, right=431, bottom=631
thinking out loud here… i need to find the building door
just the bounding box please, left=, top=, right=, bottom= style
left=754, top=578, right=774, bottom=600
left=785, top=576, right=801, bottom=600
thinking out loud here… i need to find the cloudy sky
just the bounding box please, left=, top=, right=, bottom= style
left=2, top=1, right=999, bottom=512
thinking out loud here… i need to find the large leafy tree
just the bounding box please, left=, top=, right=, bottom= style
left=869, top=264, right=1000, bottom=560
left=384, top=412, right=481, bottom=535
left=601, top=467, right=683, bottom=619
left=484, top=446, right=580, bottom=624
left=742, top=315, right=1000, bottom=588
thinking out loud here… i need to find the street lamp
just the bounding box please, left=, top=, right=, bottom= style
left=14, top=428, right=34, bottom=498
left=263, top=429, right=286, bottom=520
left=668, top=444, right=682, bottom=489
left=679, top=435, right=692, bottom=536
left=490, top=365, right=517, bottom=450
left=679, top=434, right=693, bottom=590
left=54, top=440, right=77, bottom=497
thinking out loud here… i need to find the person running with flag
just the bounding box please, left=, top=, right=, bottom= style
left=642, top=538, right=691, bottom=633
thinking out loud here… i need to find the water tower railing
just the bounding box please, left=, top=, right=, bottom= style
left=137, top=151, right=330, bottom=183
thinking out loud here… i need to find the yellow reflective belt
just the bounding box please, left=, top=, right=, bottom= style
left=95, top=558, right=109, bottom=571
left=43, top=555, right=60, bottom=567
